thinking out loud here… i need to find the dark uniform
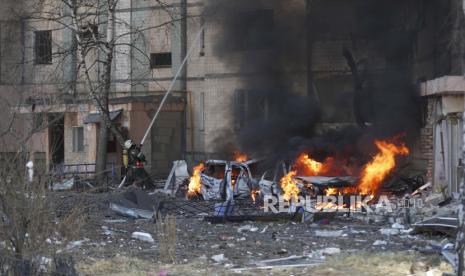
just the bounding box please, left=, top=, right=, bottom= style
left=125, top=145, right=153, bottom=189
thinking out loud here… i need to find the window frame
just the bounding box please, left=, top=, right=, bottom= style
left=150, top=52, right=172, bottom=69
left=34, top=30, right=52, bottom=65
left=72, top=126, right=84, bottom=152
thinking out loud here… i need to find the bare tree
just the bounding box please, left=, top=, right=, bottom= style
left=0, top=94, right=84, bottom=275
left=19, top=0, right=192, bottom=184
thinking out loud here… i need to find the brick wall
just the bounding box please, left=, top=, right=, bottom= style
left=419, top=97, right=435, bottom=182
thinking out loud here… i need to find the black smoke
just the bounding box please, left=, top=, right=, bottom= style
left=206, top=0, right=426, bottom=163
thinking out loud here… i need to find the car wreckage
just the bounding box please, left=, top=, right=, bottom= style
left=185, top=159, right=359, bottom=202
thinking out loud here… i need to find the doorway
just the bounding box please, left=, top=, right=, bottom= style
left=151, top=111, right=183, bottom=177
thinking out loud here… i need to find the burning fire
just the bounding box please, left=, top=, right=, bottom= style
left=233, top=151, right=248, bottom=162
left=280, top=154, right=332, bottom=201
left=280, top=138, right=410, bottom=201
left=187, top=163, right=205, bottom=197
left=251, top=189, right=260, bottom=203
left=293, top=155, right=348, bottom=176
left=280, top=171, right=299, bottom=201
left=294, top=154, right=324, bottom=175
left=357, top=140, right=409, bottom=195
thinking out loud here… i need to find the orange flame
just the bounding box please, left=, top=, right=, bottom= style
left=293, top=154, right=344, bottom=176
left=251, top=189, right=260, bottom=203
left=294, top=154, right=324, bottom=175
left=233, top=151, right=248, bottom=162
left=325, top=187, right=339, bottom=196
left=187, top=163, right=205, bottom=197
left=280, top=171, right=299, bottom=201
left=280, top=137, right=410, bottom=201
left=357, top=140, right=409, bottom=195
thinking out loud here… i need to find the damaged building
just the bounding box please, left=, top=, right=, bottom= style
left=0, top=0, right=462, bottom=198
left=1, top=0, right=465, bottom=274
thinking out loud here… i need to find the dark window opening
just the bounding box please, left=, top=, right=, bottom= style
left=150, top=52, right=172, bottom=68
left=72, top=127, right=84, bottom=152
left=35, top=30, right=52, bottom=64
left=49, top=114, right=64, bottom=165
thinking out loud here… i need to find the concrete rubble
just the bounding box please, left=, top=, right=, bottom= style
left=37, top=157, right=460, bottom=274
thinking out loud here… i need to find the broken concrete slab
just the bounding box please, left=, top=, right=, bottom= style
left=110, top=188, right=159, bottom=219
left=109, top=203, right=153, bottom=219
left=413, top=216, right=458, bottom=237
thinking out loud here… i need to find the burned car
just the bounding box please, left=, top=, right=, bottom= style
left=195, top=159, right=260, bottom=201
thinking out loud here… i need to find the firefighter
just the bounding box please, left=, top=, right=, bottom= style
left=123, top=139, right=152, bottom=188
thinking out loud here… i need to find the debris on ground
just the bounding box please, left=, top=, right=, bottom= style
left=315, top=230, right=343, bottom=237
left=131, top=232, right=154, bottom=243
left=51, top=178, right=75, bottom=191
left=211, top=254, right=227, bottom=263
left=110, top=188, right=159, bottom=219
left=318, top=247, right=342, bottom=255
left=237, top=225, right=259, bottom=233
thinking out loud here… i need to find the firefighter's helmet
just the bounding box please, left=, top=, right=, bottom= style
left=124, top=139, right=134, bottom=149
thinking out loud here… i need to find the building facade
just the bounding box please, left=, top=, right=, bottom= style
left=0, top=0, right=462, bottom=194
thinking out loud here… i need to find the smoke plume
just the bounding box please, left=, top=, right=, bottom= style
left=206, top=0, right=424, bottom=163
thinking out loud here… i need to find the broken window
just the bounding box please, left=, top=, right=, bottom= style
left=150, top=52, right=172, bottom=68
left=72, top=127, right=84, bottom=152
left=34, top=30, right=52, bottom=64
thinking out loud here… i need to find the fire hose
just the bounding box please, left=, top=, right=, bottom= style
left=119, top=25, right=205, bottom=188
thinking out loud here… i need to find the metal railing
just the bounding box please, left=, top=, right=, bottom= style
left=50, top=162, right=117, bottom=181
